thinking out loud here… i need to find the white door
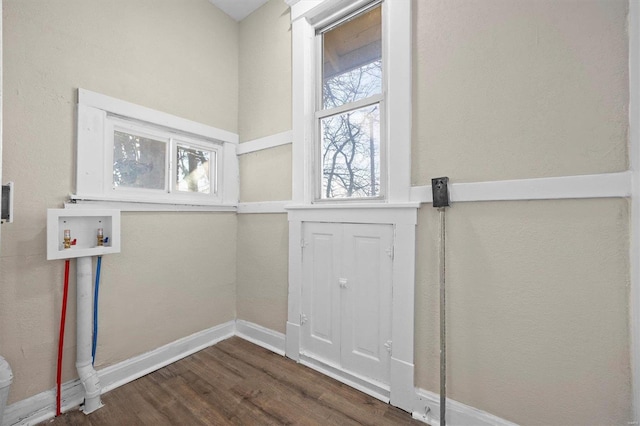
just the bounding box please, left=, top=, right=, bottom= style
left=301, top=222, right=393, bottom=385
left=341, top=224, right=393, bottom=384
left=301, top=222, right=342, bottom=365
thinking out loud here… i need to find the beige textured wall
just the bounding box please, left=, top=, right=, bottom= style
left=238, top=0, right=291, bottom=143
left=94, top=213, right=237, bottom=366
left=412, top=0, right=629, bottom=184
left=415, top=199, right=631, bottom=425
left=412, top=1, right=631, bottom=424
left=239, top=144, right=292, bottom=203
left=236, top=214, right=289, bottom=333
left=236, top=0, right=292, bottom=333
left=1, top=0, right=238, bottom=403
left=238, top=0, right=292, bottom=203
left=1, top=1, right=631, bottom=425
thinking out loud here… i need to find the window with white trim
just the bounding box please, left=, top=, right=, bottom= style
left=288, top=0, right=410, bottom=204
left=317, top=1, right=383, bottom=200
left=75, top=89, right=238, bottom=208
left=109, top=118, right=220, bottom=201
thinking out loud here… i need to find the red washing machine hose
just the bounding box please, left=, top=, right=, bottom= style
left=56, top=260, right=70, bottom=416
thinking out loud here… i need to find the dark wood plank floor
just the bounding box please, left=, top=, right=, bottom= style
left=43, top=337, right=423, bottom=425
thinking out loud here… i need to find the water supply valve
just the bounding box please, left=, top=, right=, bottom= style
left=47, top=209, right=121, bottom=260
left=63, top=229, right=71, bottom=249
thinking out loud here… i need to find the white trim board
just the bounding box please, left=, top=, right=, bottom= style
left=237, top=130, right=292, bottom=155
left=99, top=322, right=235, bottom=394
left=72, top=170, right=634, bottom=215
left=413, top=388, right=518, bottom=426
left=286, top=204, right=419, bottom=224
left=299, top=354, right=390, bottom=403
left=235, top=320, right=286, bottom=356
left=237, top=171, right=632, bottom=214
left=78, top=89, right=238, bottom=144
left=237, top=201, right=289, bottom=214
left=2, top=381, right=84, bottom=426
left=410, top=171, right=632, bottom=204
left=65, top=199, right=237, bottom=213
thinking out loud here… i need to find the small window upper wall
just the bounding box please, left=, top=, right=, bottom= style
left=74, top=89, right=239, bottom=210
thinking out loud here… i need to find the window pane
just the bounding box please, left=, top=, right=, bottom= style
left=113, top=131, right=166, bottom=190
left=176, top=145, right=213, bottom=194
left=322, top=5, right=382, bottom=109
left=321, top=104, right=380, bottom=199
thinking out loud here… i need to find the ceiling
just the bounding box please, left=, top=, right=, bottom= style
left=209, top=0, right=270, bottom=21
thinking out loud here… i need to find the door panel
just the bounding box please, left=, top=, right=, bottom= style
left=301, top=223, right=341, bottom=364
left=341, top=224, right=393, bottom=384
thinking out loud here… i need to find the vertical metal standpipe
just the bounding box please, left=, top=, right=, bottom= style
left=439, top=207, right=447, bottom=426
left=431, top=176, right=449, bottom=426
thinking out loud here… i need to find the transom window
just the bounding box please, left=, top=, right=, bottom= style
left=107, top=118, right=220, bottom=202
left=111, top=128, right=217, bottom=195
left=74, top=89, right=238, bottom=208
left=317, top=2, right=383, bottom=200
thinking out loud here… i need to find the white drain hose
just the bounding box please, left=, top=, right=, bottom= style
left=76, top=257, right=103, bottom=414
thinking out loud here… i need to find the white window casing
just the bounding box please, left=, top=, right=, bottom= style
left=75, top=89, right=238, bottom=209
left=287, top=0, right=412, bottom=205
left=316, top=2, right=384, bottom=200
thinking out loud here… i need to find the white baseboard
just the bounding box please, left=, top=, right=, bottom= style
left=235, top=320, right=286, bottom=356
left=413, top=388, right=518, bottom=426
left=3, top=321, right=235, bottom=426
left=99, top=321, right=235, bottom=393
left=298, top=353, right=390, bottom=403
left=3, top=380, right=85, bottom=426
left=4, top=321, right=519, bottom=426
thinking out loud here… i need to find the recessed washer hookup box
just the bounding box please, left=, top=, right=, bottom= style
left=47, top=209, right=121, bottom=260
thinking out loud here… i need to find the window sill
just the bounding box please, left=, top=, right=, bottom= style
left=66, top=196, right=237, bottom=212
left=285, top=201, right=419, bottom=210
left=285, top=202, right=419, bottom=225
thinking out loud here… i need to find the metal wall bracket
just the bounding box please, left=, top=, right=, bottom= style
left=1, top=182, right=13, bottom=224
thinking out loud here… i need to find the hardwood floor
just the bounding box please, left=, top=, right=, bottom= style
left=43, top=337, right=423, bottom=425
